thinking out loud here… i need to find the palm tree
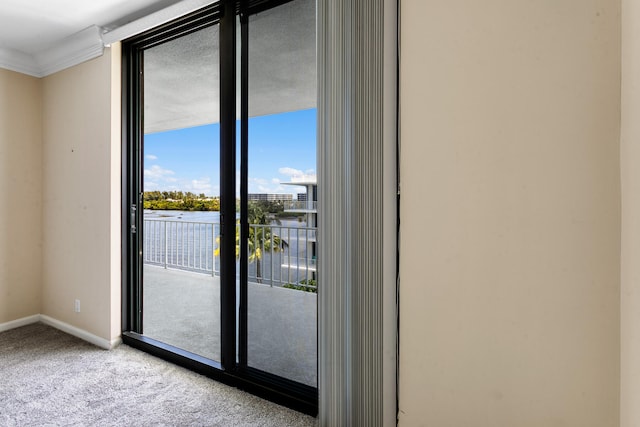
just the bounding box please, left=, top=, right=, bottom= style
left=214, top=203, right=287, bottom=283
left=247, top=224, right=287, bottom=282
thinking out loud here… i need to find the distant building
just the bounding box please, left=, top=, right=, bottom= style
left=247, top=193, right=293, bottom=202
left=281, top=179, right=317, bottom=281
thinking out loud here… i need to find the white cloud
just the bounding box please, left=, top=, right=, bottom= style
left=250, top=177, right=269, bottom=186
left=144, top=165, right=178, bottom=191
left=241, top=167, right=317, bottom=194
left=243, top=176, right=291, bottom=194
left=278, top=166, right=316, bottom=183
left=278, top=167, right=303, bottom=177
left=144, top=172, right=217, bottom=196
left=145, top=164, right=175, bottom=179
left=145, top=154, right=158, bottom=160
left=188, top=177, right=213, bottom=195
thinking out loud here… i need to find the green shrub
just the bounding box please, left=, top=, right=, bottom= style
left=283, top=279, right=317, bottom=293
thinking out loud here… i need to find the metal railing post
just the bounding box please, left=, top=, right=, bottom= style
left=287, top=227, right=291, bottom=285
left=212, top=223, right=216, bottom=276
left=164, top=221, right=168, bottom=269
left=270, top=229, right=274, bottom=287
left=144, top=219, right=317, bottom=290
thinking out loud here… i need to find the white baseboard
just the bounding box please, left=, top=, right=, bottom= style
left=40, top=315, right=121, bottom=350
left=0, top=314, right=40, bottom=333
left=0, top=314, right=121, bottom=350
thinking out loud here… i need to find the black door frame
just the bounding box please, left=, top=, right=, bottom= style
left=121, top=0, right=317, bottom=415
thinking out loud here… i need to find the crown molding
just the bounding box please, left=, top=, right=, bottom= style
left=35, top=26, right=105, bottom=77
left=0, top=47, right=41, bottom=77
left=102, top=0, right=214, bottom=46
left=0, top=0, right=216, bottom=78
left=0, top=26, right=104, bottom=78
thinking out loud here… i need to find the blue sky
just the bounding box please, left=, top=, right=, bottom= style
left=144, top=108, right=316, bottom=196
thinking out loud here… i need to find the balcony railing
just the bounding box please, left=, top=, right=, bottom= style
left=143, top=219, right=317, bottom=290
left=283, top=200, right=317, bottom=211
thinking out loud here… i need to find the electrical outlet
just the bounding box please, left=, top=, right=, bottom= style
left=74, top=299, right=80, bottom=313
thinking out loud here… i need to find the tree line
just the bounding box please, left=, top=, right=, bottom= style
left=143, top=191, right=207, bottom=201
left=143, top=191, right=220, bottom=211
left=142, top=192, right=289, bottom=215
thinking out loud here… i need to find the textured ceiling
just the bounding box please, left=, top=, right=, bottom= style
left=0, top=0, right=316, bottom=129
left=0, top=0, right=183, bottom=54
left=144, top=0, right=316, bottom=133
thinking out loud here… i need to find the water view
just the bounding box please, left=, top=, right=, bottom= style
left=143, top=209, right=316, bottom=288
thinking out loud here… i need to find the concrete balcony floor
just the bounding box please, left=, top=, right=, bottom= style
left=142, top=265, right=317, bottom=387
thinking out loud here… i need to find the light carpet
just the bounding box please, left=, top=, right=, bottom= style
left=0, top=323, right=316, bottom=426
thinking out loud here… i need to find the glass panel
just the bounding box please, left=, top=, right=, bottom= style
left=141, top=24, right=221, bottom=361
left=246, top=0, right=317, bottom=387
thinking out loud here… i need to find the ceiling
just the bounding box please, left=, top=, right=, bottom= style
left=144, top=0, right=316, bottom=133
left=0, top=0, right=211, bottom=76
left=0, top=0, right=317, bottom=130
left=0, top=0, right=181, bottom=54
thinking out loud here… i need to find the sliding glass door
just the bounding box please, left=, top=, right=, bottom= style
left=243, top=0, right=317, bottom=387
left=122, top=0, right=317, bottom=414
left=141, top=22, right=222, bottom=363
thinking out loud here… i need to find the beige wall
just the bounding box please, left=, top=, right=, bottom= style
left=0, top=69, right=43, bottom=324
left=400, top=1, right=621, bottom=426
left=621, top=1, right=640, bottom=425
left=41, top=47, right=121, bottom=343
left=109, top=44, right=122, bottom=341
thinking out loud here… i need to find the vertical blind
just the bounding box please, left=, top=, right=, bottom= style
left=318, top=0, right=391, bottom=424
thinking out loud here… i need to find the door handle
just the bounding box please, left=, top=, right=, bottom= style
left=130, top=205, right=137, bottom=234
